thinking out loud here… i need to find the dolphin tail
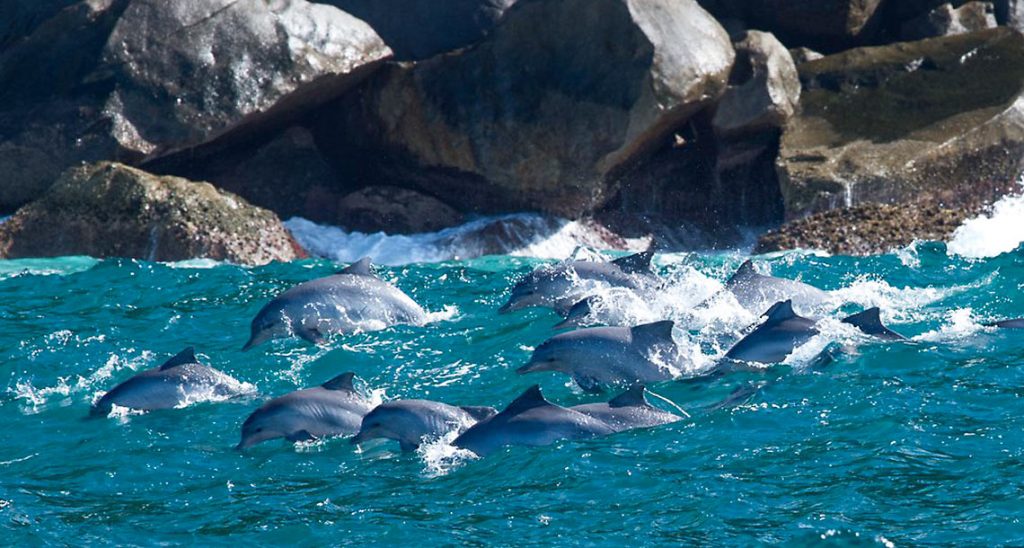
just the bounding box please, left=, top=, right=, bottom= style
left=842, top=307, right=906, bottom=340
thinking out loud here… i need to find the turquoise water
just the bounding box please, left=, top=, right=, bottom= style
left=1, top=243, right=1023, bottom=545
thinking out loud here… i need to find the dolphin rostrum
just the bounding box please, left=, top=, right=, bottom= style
left=243, top=257, right=427, bottom=350
left=350, top=400, right=498, bottom=452
left=452, top=385, right=615, bottom=457
left=499, top=251, right=659, bottom=316
left=518, top=321, right=681, bottom=391
left=236, top=372, right=373, bottom=450
left=724, top=260, right=830, bottom=315
left=570, top=385, right=682, bottom=432
left=91, top=347, right=248, bottom=417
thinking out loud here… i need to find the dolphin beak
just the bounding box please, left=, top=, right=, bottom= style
left=241, top=339, right=255, bottom=352
left=552, top=318, right=575, bottom=330
left=498, top=301, right=514, bottom=314
left=516, top=360, right=539, bottom=375
left=235, top=440, right=249, bottom=451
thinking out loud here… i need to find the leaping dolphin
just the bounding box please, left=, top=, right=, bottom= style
left=499, top=251, right=659, bottom=316
left=236, top=372, right=373, bottom=450
left=518, top=321, right=681, bottom=391
left=724, top=300, right=819, bottom=365
left=243, top=257, right=427, bottom=350
left=452, top=385, right=615, bottom=457
left=350, top=400, right=498, bottom=451
left=570, top=385, right=682, bottom=432
left=91, top=347, right=248, bottom=417
left=723, top=260, right=830, bottom=315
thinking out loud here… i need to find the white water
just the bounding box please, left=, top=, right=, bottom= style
left=285, top=214, right=647, bottom=265
left=947, top=189, right=1024, bottom=259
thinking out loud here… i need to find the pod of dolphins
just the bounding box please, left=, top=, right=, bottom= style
left=90, top=252, right=1023, bottom=458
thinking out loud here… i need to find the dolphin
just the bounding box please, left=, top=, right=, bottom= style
left=986, top=318, right=1024, bottom=329
left=723, top=260, right=830, bottom=315
left=724, top=300, right=819, bottom=365
left=518, top=321, right=680, bottom=391
left=243, top=257, right=427, bottom=350
left=570, top=385, right=682, bottom=432
left=91, top=347, right=248, bottom=417
left=350, top=400, right=498, bottom=452
left=452, top=385, right=615, bottom=457
left=842, top=307, right=906, bottom=340
left=236, top=372, right=373, bottom=450
left=499, top=251, right=659, bottom=315
left=554, top=295, right=600, bottom=329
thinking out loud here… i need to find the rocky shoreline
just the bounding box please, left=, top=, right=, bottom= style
left=2, top=0, right=1023, bottom=263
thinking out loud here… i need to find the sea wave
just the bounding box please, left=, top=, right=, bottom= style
left=947, top=188, right=1024, bottom=259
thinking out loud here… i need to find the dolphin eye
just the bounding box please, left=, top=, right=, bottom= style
left=255, top=427, right=263, bottom=432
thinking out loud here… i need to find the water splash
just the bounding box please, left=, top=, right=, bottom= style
left=947, top=189, right=1024, bottom=259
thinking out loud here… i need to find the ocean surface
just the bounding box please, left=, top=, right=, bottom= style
left=1, top=193, right=1023, bottom=546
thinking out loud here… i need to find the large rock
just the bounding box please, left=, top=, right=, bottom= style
left=103, top=0, right=391, bottom=159
left=0, top=0, right=78, bottom=51
left=337, top=186, right=464, bottom=233
left=777, top=28, right=1024, bottom=220
left=322, top=0, right=517, bottom=60
left=699, top=0, right=884, bottom=51
left=901, top=2, right=997, bottom=41
left=755, top=202, right=977, bottom=255
left=0, top=163, right=304, bottom=265
left=713, top=31, right=801, bottom=138
left=324, top=0, right=734, bottom=218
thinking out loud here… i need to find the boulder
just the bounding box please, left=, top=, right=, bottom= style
left=0, top=0, right=78, bottom=51
left=0, top=162, right=304, bottom=265
left=323, top=0, right=734, bottom=218
left=321, top=0, right=517, bottom=61
left=713, top=31, right=801, bottom=138
left=337, top=186, right=464, bottom=234
left=777, top=28, right=1024, bottom=220
left=755, top=202, right=977, bottom=255
left=790, top=47, right=824, bottom=65
left=102, top=0, right=392, bottom=159
left=698, top=0, right=884, bottom=51
left=902, top=2, right=996, bottom=40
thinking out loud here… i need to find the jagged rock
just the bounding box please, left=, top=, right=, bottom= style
left=754, top=202, right=978, bottom=255
left=337, top=186, right=464, bottom=234
left=777, top=28, right=1024, bottom=220
left=902, top=2, right=996, bottom=40
left=322, top=0, right=517, bottom=60
left=698, top=0, right=884, bottom=51
left=0, top=162, right=305, bottom=265
left=713, top=31, right=801, bottom=137
left=102, top=0, right=391, bottom=159
left=0, top=0, right=78, bottom=51
left=790, top=47, right=824, bottom=65
left=324, top=0, right=734, bottom=218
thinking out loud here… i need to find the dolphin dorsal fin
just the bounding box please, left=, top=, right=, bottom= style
left=503, top=385, right=551, bottom=415
left=322, top=372, right=356, bottom=391
left=609, top=384, right=649, bottom=408
left=843, top=307, right=905, bottom=340
left=612, top=251, right=654, bottom=275
left=460, top=405, right=498, bottom=421
left=762, top=300, right=797, bottom=325
left=568, top=296, right=594, bottom=316
left=160, top=347, right=198, bottom=370
left=729, top=260, right=758, bottom=281
left=631, top=320, right=675, bottom=343
left=339, top=257, right=376, bottom=278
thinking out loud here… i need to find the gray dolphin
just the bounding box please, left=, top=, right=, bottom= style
left=499, top=251, right=659, bottom=315
left=986, top=318, right=1024, bottom=329
left=570, top=385, right=682, bottom=432
left=842, top=307, right=906, bottom=340
left=452, top=385, right=615, bottom=457
left=350, top=400, right=498, bottom=452
left=554, top=295, right=600, bottom=329
left=236, top=372, right=373, bottom=450
left=243, top=257, right=427, bottom=350
left=724, top=300, right=819, bottom=365
left=518, top=321, right=680, bottom=391
left=724, top=260, right=830, bottom=314
left=91, top=347, right=247, bottom=417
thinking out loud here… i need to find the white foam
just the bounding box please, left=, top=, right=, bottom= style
left=914, top=308, right=984, bottom=342
left=285, top=214, right=645, bottom=265
left=948, top=188, right=1024, bottom=259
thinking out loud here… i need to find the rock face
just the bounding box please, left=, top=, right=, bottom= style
left=0, top=0, right=391, bottom=214
left=699, top=0, right=884, bottom=50
left=337, top=186, right=464, bottom=234
left=0, top=163, right=304, bottom=265
left=777, top=28, right=1024, bottom=220
left=0, top=0, right=78, bottom=51
left=103, top=0, right=391, bottom=159
left=902, top=2, right=997, bottom=40
left=713, top=31, right=801, bottom=138
left=323, top=0, right=517, bottom=60
left=326, top=0, right=734, bottom=218
left=755, top=202, right=979, bottom=255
